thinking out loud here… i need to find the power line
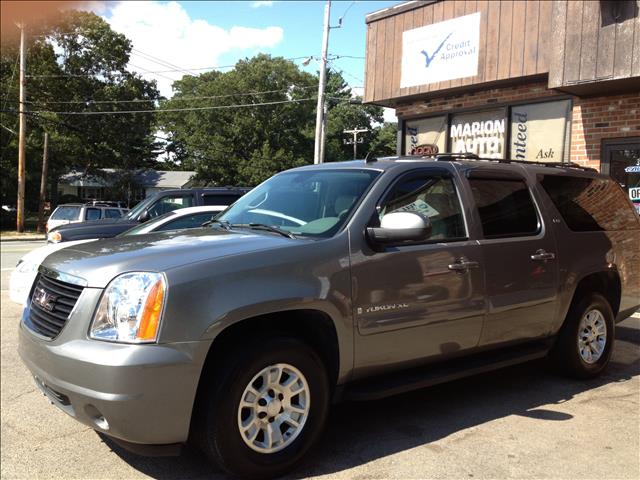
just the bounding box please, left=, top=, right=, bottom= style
left=2, top=97, right=319, bottom=116
left=22, top=86, right=317, bottom=105
left=2, top=96, right=355, bottom=116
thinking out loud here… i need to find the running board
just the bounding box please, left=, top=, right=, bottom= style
left=343, top=340, right=553, bottom=402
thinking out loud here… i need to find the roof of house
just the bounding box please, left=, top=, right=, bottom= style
left=59, top=169, right=195, bottom=188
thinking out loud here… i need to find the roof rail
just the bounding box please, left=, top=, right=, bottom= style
left=430, top=153, right=598, bottom=172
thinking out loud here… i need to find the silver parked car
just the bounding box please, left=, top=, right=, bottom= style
left=18, top=154, right=640, bottom=478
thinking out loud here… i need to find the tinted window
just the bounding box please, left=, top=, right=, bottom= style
left=203, top=194, right=242, bottom=206
left=156, top=212, right=216, bottom=231
left=470, top=178, right=539, bottom=238
left=147, top=195, right=194, bottom=218
left=104, top=209, right=122, bottom=218
left=85, top=208, right=101, bottom=221
left=50, top=206, right=80, bottom=221
left=539, top=175, right=639, bottom=231
left=379, top=174, right=466, bottom=240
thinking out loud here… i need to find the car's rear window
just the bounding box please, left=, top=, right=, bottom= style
left=50, top=206, right=80, bottom=221
left=539, top=175, right=639, bottom=231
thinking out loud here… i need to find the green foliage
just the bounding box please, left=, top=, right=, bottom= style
left=160, top=60, right=394, bottom=186
left=0, top=10, right=160, bottom=208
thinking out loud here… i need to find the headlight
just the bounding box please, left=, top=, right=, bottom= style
left=90, top=272, right=166, bottom=343
left=16, top=259, right=37, bottom=274
left=48, top=231, right=62, bottom=243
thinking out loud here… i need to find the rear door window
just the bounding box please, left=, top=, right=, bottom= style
left=469, top=178, right=540, bottom=238
left=104, top=208, right=122, bottom=219
left=539, top=175, right=639, bottom=231
left=50, top=206, right=80, bottom=221
left=85, top=208, right=102, bottom=221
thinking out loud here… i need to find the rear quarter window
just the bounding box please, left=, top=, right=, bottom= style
left=539, top=175, right=639, bottom=231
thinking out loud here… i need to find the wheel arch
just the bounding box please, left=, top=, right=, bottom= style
left=568, top=270, right=621, bottom=319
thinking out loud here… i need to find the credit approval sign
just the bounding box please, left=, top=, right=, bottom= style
left=401, top=12, right=481, bottom=88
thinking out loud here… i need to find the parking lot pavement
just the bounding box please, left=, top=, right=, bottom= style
left=1, top=242, right=639, bottom=479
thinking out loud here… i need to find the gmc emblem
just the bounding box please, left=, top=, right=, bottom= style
left=33, top=287, right=57, bottom=312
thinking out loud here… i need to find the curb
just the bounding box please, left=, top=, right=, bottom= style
left=0, top=236, right=46, bottom=242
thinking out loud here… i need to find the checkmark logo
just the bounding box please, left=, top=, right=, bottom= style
left=420, top=32, right=453, bottom=68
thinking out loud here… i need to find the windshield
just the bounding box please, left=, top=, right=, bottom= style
left=218, top=169, right=380, bottom=237
left=126, top=194, right=160, bottom=220
left=118, top=211, right=176, bottom=236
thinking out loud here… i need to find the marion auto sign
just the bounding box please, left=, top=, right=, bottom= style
left=401, top=12, right=481, bottom=88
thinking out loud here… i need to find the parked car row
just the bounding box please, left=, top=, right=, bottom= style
left=46, top=187, right=250, bottom=243
left=13, top=156, right=640, bottom=479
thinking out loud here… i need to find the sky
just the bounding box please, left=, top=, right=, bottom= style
left=98, top=0, right=400, bottom=120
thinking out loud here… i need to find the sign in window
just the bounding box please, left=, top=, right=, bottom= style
left=510, top=100, right=571, bottom=162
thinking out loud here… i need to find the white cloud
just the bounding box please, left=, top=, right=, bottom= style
left=251, top=1, right=274, bottom=7
left=105, top=1, right=283, bottom=97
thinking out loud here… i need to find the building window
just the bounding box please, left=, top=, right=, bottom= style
left=404, top=116, right=447, bottom=155
left=510, top=100, right=571, bottom=162
left=450, top=109, right=505, bottom=159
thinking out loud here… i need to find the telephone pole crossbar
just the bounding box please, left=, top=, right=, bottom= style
left=343, top=128, right=369, bottom=160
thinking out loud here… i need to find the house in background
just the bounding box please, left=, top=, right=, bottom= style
left=58, top=169, right=195, bottom=205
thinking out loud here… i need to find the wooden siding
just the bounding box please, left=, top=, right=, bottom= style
left=364, top=0, right=553, bottom=104
left=547, top=0, right=640, bottom=89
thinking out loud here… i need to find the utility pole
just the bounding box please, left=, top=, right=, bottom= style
left=37, top=132, right=49, bottom=233
left=313, top=0, right=331, bottom=164
left=17, top=22, right=27, bottom=232
left=343, top=128, right=369, bottom=160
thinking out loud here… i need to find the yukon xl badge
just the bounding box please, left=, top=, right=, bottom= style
left=33, top=287, right=57, bottom=312
left=357, top=303, right=410, bottom=315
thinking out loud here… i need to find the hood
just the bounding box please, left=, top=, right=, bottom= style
left=21, top=239, right=97, bottom=266
left=41, top=227, right=297, bottom=288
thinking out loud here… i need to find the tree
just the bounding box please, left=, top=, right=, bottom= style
left=160, top=59, right=389, bottom=186
left=160, top=54, right=318, bottom=186
left=369, top=122, right=398, bottom=158
left=0, top=10, right=160, bottom=210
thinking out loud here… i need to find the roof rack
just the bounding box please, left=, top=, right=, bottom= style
left=430, top=152, right=598, bottom=172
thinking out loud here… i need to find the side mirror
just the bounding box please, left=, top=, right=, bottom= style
left=367, top=211, right=432, bottom=245
left=138, top=209, right=151, bottom=223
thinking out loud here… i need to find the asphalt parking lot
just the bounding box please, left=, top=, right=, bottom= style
left=1, top=240, right=639, bottom=479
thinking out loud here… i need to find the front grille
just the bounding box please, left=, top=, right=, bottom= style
left=27, top=273, right=84, bottom=339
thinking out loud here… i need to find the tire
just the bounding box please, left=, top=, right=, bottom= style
left=195, top=337, right=330, bottom=479
left=551, top=293, right=615, bottom=379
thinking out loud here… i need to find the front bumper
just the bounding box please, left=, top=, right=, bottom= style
left=18, top=296, right=211, bottom=447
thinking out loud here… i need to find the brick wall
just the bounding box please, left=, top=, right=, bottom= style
left=570, top=94, right=640, bottom=168
left=395, top=81, right=640, bottom=169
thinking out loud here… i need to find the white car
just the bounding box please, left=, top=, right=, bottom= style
left=10, top=206, right=224, bottom=305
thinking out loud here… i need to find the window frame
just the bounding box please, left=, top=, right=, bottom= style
left=372, top=168, right=470, bottom=245
left=466, top=173, right=543, bottom=240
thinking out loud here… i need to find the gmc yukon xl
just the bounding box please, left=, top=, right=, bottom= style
left=18, top=155, right=640, bottom=478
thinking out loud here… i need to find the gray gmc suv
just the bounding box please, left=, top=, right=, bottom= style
left=18, top=155, right=640, bottom=478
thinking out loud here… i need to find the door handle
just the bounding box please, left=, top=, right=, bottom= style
left=448, top=258, right=480, bottom=272
left=530, top=249, right=556, bottom=261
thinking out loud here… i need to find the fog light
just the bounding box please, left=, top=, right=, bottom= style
left=85, top=404, right=109, bottom=430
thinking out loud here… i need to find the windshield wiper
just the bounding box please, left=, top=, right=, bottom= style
left=202, top=218, right=231, bottom=229
left=235, top=223, right=297, bottom=239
